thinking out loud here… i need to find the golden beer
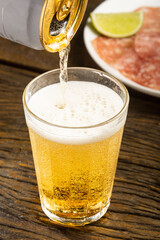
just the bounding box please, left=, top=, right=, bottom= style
left=23, top=68, right=129, bottom=225
left=29, top=126, right=123, bottom=219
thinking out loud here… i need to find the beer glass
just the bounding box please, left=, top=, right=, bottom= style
left=23, top=67, right=129, bottom=226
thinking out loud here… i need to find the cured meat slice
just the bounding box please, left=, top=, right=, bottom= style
left=116, top=53, right=160, bottom=90
left=134, top=31, right=160, bottom=59
left=136, top=7, right=160, bottom=33
left=137, top=59, right=160, bottom=90
left=115, top=49, right=143, bottom=81
left=92, top=36, right=134, bottom=65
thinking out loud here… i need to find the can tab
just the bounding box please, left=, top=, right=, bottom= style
left=56, top=0, right=73, bottom=21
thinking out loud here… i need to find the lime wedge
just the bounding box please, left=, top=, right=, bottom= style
left=90, top=11, right=144, bottom=38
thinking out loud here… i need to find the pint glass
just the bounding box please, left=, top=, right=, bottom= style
left=23, top=67, right=129, bottom=226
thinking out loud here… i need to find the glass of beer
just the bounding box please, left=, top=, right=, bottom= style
left=23, top=67, right=129, bottom=226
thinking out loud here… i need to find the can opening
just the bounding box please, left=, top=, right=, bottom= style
left=50, top=14, right=70, bottom=36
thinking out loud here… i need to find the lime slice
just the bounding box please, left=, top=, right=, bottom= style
left=90, top=11, right=144, bottom=38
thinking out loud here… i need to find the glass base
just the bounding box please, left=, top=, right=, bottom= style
left=41, top=202, right=110, bottom=226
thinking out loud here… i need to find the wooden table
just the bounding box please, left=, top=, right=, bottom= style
left=0, top=1, right=160, bottom=239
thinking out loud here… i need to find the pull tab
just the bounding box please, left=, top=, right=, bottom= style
left=56, top=0, right=73, bottom=21
left=39, top=0, right=88, bottom=52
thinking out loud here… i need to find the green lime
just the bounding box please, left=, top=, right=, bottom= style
left=90, top=11, right=144, bottom=38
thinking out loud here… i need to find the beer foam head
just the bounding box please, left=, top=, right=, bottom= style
left=27, top=81, right=125, bottom=144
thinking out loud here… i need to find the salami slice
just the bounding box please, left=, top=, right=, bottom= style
left=115, top=49, right=142, bottom=81
left=136, top=7, right=160, bottom=33
left=134, top=31, right=160, bottom=59
left=137, top=59, right=160, bottom=90
left=92, top=36, right=134, bottom=65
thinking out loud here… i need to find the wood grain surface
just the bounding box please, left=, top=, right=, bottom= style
left=0, top=1, right=160, bottom=239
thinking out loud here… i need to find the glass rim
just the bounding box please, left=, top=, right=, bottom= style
left=23, top=67, right=129, bottom=130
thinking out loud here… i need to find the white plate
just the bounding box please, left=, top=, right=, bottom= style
left=84, top=0, right=160, bottom=97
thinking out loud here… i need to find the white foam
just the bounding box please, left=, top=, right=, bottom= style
left=26, top=81, right=125, bottom=144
